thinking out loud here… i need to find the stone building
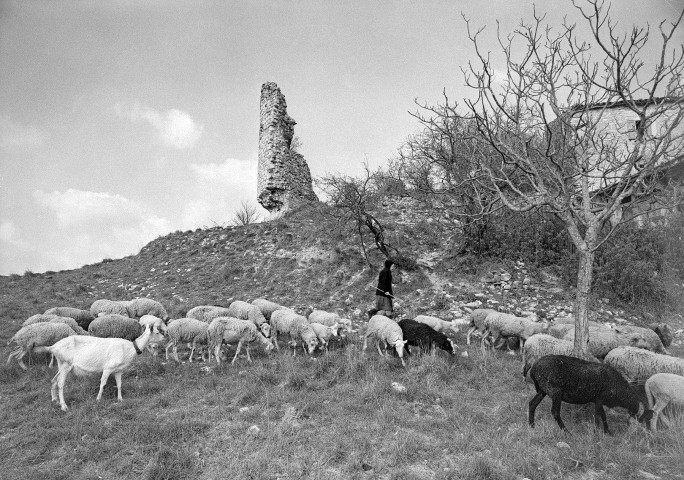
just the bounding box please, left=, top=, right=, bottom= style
left=563, top=97, right=684, bottom=225
left=257, top=82, right=318, bottom=215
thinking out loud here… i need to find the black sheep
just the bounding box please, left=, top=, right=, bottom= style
left=528, top=354, right=652, bottom=434
left=397, top=319, right=456, bottom=356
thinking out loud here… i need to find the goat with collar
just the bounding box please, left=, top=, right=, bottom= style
left=35, top=325, right=165, bottom=411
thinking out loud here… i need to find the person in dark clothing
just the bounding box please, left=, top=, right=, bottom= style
left=375, top=259, right=394, bottom=314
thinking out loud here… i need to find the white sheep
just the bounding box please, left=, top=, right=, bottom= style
left=306, top=309, right=353, bottom=333
left=227, top=300, right=270, bottom=337
left=139, top=314, right=168, bottom=333
left=186, top=305, right=232, bottom=323
left=251, top=298, right=287, bottom=320
left=414, top=314, right=467, bottom=335
left=165, top=318, right=210, bottom=363
left=88, top=314, right=142, bottom=341
left=363, top=314, right=407, bottom=367
left=522, top=333, right=600, bottom=380
left=126, top=298, right=170, bottom=321
left=46, top=316, right=89, bottom=335
left=613, top=325, right=670, bottom=355
left=90, top=299, right=130, bottom=318
left=22, top=313, right=60, bottom=327
left=485, top=313, right=548, bottom=352
left=644, top=373, right=684, bottom=430
left=44, top=307, right=95, bottom=329
left=207, top=317, right=274, bottom=365
left=7, top=323, right=77, bottom=370
left=562, top=327, right=651, bottom=359
left=466, top=308, right=496, bottom=345
left=270, top=309, right=319, bottom=356
left=309, top=322, right=339, bottom=353
left=23, top=314, right=86, bottom=334
left=603, top=346, right=684, bottom=384
left=138, top=314, right=168, bottom=356
left=35, top=324, right=165, bottom=411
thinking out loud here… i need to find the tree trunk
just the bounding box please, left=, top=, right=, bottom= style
left=573, top=248, right=595, bottom=355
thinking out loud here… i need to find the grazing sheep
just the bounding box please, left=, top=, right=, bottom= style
left=227, top=300, right=270, bottom=336
left=47, top=316, right=88, bottom=335
left=22, top=314, right=60, bottom=327
left=562, top=327, right=652, bottom=359
left=270, top=309, right=319, bottom=356
left=398, top=319, right=456, bottom=356
left=613, top=325, right=670, bottom=355
left=414, top=314, right=466, bottom=335
left=44, top=307, right=95, bottom=329
left=363, top=314, right=407, bottom=367
left=644, top=373, right=684, bottom=430
left=90, top=299, right=130, bottom=318
left=125, top=298, right=169, bottom=321
left=251, top=298, right=287, bottom=321
left=603, top=346, right=684, bottom=384
left=165, top=318, right=210, bottom=363
left=528, top=354, right=650, bottom=434
left=208, top=317, right=274, bottom=365
left=305, top=309, right=353, bottom=333
left=7, top=323, right=77, bottom=370
left=484, top=312, right=548, bottom=352
left=466, top=308, right=496, bottom=345
left=649, top=323, right=673, bottom=348
left=522, top=334, right=600, bottom=380
left=309, top=322, right=339, bottom=353
left=186, top=305, right=232, bottom=323
left=35, top=325, right=165, bottom=411
left=139, top=315, right=168, bottom=334
left=88, top=314, right=142, bottom=341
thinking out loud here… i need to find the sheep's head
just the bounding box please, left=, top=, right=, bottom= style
left=394, top=339, right=408, bottom=358
left=259, top=323, right=271, bottom=338
left=305, top=336, right=319, bottom=355
left=330, top=323, right=340, bottom=337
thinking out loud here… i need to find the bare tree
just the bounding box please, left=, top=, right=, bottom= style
left=231, top=201, right=262, bottom=226
left=318, top=165, right=400, bottom=267
left=460, top=0, right=684, bottom=353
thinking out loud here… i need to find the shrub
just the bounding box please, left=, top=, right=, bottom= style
left=593, top=225, right=668, bottom=303
left=460, top=210, right=570, bottom=266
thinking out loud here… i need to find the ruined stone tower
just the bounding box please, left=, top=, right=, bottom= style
left=257, top=82, right=318, bottom=214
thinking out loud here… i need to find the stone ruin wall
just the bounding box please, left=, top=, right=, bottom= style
left=257, top=82, right=318, bottom=214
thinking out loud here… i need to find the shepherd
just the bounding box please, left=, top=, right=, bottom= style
left=375, top=259, right=394, bottom=315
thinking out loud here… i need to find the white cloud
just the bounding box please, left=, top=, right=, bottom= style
left=114, top=103, right=203, bottom=149
left=0, top=116, right=47, bottom=151
left=181, top=158, right=267, bottom=228
left=0, top=220, right=19, bottom=243
left=1, top=189, right=173, bottom=274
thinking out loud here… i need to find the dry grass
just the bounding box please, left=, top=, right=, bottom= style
left=1, top=203, right=683, bottom=479
left=1, top=333, right=683, bottom=480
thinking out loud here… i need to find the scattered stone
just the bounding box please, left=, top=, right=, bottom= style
left=391, top=382, right=407, bottom=393
left=248, top=425, right=261, bottom=436
left=556, top=441, right=571, bottom=449
left=464, top=300, right=482, bottom=308
left=239, top=407, right=249, bottom=413
left=460, top=351, right=469, bottom=358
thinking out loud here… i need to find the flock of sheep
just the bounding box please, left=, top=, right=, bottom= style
left=5, top=298, right=684, bottom=431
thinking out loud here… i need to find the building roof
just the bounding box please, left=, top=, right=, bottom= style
left=570, top=96, right=682, bottom=113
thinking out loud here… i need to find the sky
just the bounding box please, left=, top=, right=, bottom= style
left=1, top=0, right=682, bottom=275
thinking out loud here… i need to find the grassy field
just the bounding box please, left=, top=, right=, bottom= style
left=2, top=328, right=683, bottom=480
left=2, top=202, right=683, bottom=479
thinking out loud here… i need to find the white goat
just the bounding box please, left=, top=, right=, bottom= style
left=644, top=373, right=684, bottom=430
left=36, top=324, right=165, bottom=411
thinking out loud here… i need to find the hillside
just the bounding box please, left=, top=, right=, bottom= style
left=1, top=198, right=684, bottom=480
left=1, top=198, right=681, bottom=339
